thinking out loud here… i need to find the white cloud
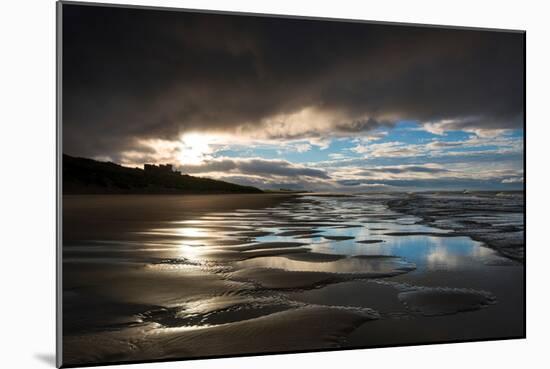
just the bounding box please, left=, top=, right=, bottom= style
left=502, top=177, right=524, bottom=184
left=352, top=141, right=424, bottom=158
left=423, top=117, right=514, bottom=138
left=294, top=143, right=312, bottom=153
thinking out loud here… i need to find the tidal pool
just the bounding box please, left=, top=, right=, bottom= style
left=62, top=193, right=524, bottom=366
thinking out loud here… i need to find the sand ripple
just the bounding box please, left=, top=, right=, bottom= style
left=398, top=288, right=497, bottom=316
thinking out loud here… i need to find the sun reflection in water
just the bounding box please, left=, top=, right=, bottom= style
left=172, top=227, right=210, bottom=238
left=176, top=242, right=205, bottom=261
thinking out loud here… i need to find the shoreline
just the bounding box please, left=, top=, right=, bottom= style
left=386, top=194, right=525, bottom=262
left=62, top=192, right=299, bottom=197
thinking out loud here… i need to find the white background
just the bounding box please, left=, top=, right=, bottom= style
left=1, top=0, right=547, bottom=368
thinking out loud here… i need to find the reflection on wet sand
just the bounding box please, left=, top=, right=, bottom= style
left=234, top=255, right=414, bottom=274
left=63, top=193, right=524, bottom=366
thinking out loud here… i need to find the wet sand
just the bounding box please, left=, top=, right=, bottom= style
left=387, top=192, right=525, bottom=261
left=62, top=193, right=525, bottom=366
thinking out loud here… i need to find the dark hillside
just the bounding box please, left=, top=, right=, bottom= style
left=63, top=154, right=263, bottom=194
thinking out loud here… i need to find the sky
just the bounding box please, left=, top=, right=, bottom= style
left=62, top=4, right=524, bottom=192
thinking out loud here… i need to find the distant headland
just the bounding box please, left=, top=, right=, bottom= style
left=62, top=154, right=263, bottom=195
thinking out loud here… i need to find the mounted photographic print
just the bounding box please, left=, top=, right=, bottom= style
left=57, top=1, right=525, bottom=367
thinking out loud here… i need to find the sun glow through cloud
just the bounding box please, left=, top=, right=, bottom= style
left=178, top=133, right=218, bottom=165
left=113, top=120, right=524, bottom=192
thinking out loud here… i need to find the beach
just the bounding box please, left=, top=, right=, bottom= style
left=62, top=192, right=524, bottom=366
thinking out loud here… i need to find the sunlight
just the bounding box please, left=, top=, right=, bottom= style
left=173, top=226, right=210, bottom=239
left=179, top=132, right=218, bottom=165
left=176, top=243, right=204, bottom=260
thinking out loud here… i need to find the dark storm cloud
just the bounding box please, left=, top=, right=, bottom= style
left=62, top=4, right=524, bottom=157
left=337, top=178, right=522, bottom=190
left=179, top=157, right=331, bottom=179
left=361, top=165, right=449, bottom=175
left=211, top=175, right=308, bottom=190
left=427, top=141, right=464, bottom=148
